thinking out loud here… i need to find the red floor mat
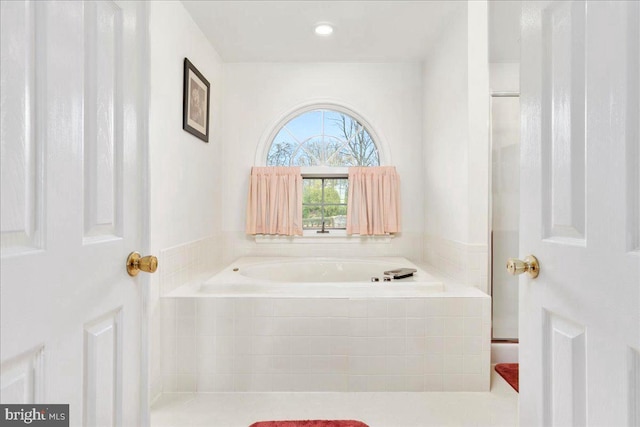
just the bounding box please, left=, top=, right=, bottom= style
left=495, top=363, right=519, bottom=392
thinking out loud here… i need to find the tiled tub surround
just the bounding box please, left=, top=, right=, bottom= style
left=161, top=292, right=490, bottom=393
left=423, top=234, right=489, bottom=292
left=158, top=236, right=222, bottom=295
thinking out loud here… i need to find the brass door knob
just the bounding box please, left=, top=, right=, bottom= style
left=126, top=252, right=158, bottom=276
left=506, top=255, right=540, bottom=278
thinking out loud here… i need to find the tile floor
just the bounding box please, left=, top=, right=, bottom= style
left=151, top=367, right=518, bottom=427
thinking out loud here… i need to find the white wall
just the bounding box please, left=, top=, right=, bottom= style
left=422, top=2, right=490, bottom=291
left=220, top=63, right=425, bottom=262
left=147, top=0, right=224, bottom=401
left=467, top=1, right=490, bottom=247
left=149, top=2, right=223, bottom=252
left=423, top=9, right=470, bottom=244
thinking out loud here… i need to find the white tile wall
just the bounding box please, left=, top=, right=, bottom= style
left=160, top=296, right=491, bottom=392
left=159, top=236, right=221, bottom=295
left=423, top=234, right=489, bottom=292
left=152, top=236, right=223, bottom=398
left=221, top=231, right=426, bottom=266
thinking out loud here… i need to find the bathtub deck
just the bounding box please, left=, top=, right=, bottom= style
left=151, top=367, right=518, bottom=427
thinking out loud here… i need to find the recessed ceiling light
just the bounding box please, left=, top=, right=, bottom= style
left=314, top=24, right=334, bottom=36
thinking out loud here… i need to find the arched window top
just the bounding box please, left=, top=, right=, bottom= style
left=266, top=109, right=381, bottom=167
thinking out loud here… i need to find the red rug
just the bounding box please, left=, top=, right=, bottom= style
left=495, top=363, right=519, bottom=392
left=250, top=421, right=369, bottom=427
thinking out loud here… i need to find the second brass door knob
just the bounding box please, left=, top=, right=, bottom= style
left=506, top=255, right=540, bottom=279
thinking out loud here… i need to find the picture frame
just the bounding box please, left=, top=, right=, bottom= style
left=183, top=58, right=210, bottom=142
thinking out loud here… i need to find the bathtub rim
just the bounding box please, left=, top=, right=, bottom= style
left=163, top=257, right=490, bottom=300
left=217, top=256, right=436, bottom=284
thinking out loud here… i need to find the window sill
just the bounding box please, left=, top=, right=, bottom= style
left=254, top=231, right=393, bottom=244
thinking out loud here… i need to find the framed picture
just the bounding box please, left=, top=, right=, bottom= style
left=183, top=58, right=210, bottom=142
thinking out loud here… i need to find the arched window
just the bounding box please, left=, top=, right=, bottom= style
left=266, top=109, right=380, bottom=167
left=262, top=107, right=383, bottom=233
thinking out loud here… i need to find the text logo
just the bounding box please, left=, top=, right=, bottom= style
left=0, top=405, right=69, bottom=426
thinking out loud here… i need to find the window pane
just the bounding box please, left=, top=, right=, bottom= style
left=324, top=136, right=346, bottom=166
left=340, top=129, right=379, bottom=166
left=302, top=207, right=323, bottom=229
left=323, top=205, right=347, bottom=228
left=302, top=179, right=322, bottom=204
left=323, top=178, right=348, bottom=204
left=267, top=128, right=298, bottom=166
left=299, top=138, right=325, bottom=165
left=292, top=145, right=320, bottom=166
left=302, top=180, right=323, bottom=228
left=285, top=110, right=322, bottom=139
left=302, top=178, right=348, bottom=230
left=323, top=110, right=356, bottom=140
left=266, top=109, right=380, bottom=167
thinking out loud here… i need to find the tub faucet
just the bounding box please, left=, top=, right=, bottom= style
left=316, top=221, right=329, bottom=234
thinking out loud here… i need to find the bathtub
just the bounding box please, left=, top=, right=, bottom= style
left=200, top=257, right=444, bottom=297
left=162, top=256, right=491, bottom=393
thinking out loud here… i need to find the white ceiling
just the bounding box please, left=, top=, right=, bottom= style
left=181, top=1, right=465, bottom=63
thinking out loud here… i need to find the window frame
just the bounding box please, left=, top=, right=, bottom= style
left=253, top=103, right=392, bottom=242
left=266, top=109, right=380, bottom=168
left=302, top=176, right=349, bottom=232
left=255, top=102, right=391, bottom=168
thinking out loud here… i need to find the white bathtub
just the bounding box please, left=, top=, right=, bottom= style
left=200, top=257, right=444, bottom=297
left=162, top=257, right=491, bottom=393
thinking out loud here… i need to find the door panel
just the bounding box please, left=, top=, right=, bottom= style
left=0, top=349, right=45, bottom=404
left=0, top=0, right=44, bottom=254
left=627, top=3, right=640, bottom=254
left=542, top=310, right=586, bottom=427
left=0, top=1, right=148, bottom=426
left=521, top=1, right=640, bottom=426
left=83, top=0, right=123, bottom=241
left=83, top=309, right=123, bottom=427
left=629, top=347, right=640, bottom=426
left=540, top=0, right=586, bottom=244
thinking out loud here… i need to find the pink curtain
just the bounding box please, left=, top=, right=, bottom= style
left=346, top=166, right=401, bottom=235
left=246, top=166, right=303, bottom=236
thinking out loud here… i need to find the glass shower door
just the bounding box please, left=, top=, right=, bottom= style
left=490, top=95, right=520, bottom=340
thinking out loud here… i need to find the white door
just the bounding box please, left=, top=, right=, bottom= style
left=519, top=1, right=640, bottom=426
left=0, top=1, right=150, bottom=426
